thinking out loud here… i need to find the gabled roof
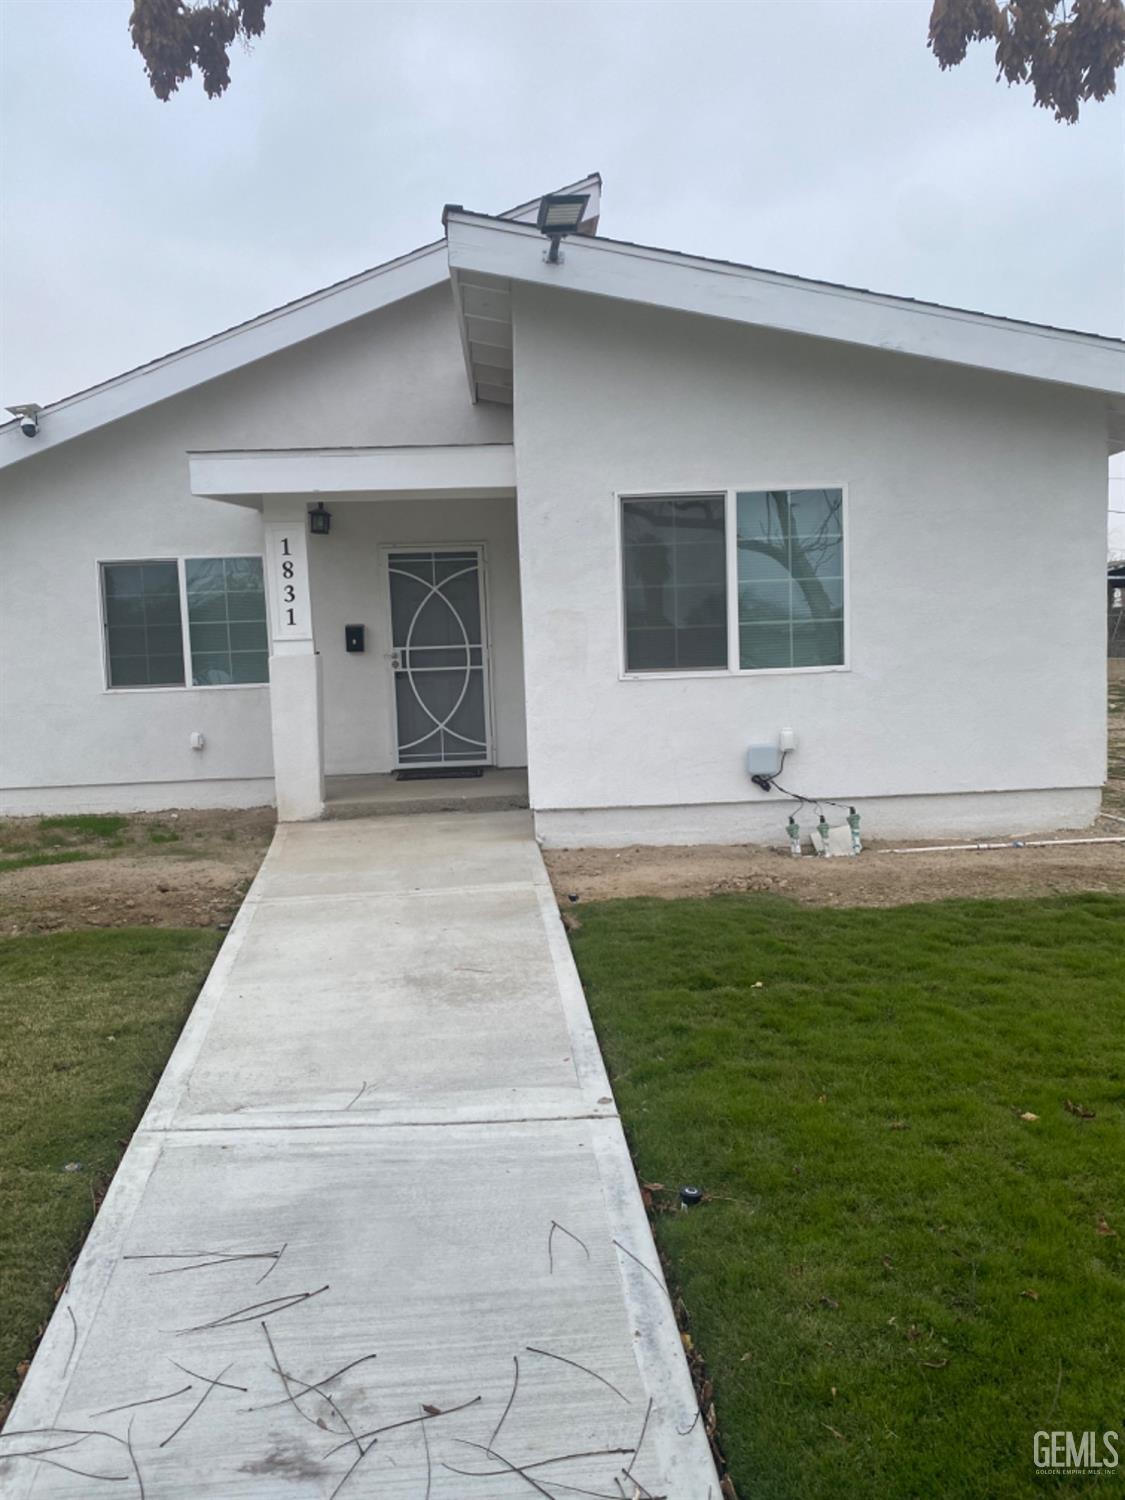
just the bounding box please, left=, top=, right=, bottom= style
left=444, top=209, right=1125, bottom=450
left=0, top=175, right=601, bottom=470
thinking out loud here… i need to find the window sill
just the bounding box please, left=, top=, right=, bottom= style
left=620, top=664, right=851, bottom=682
left=103, top=683, right=271, bottom=695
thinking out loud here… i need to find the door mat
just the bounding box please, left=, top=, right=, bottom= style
left=395, top=767, right=485, bottom=781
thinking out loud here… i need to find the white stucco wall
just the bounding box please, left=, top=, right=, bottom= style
left=511, top=286, right=1110, bottom=844
left=308, top=494, right=526, bottom=774
left=0, top=286, right=513, bottom=812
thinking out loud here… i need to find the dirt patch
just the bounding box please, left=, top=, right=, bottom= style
left=0, top=808, right=274, bottom=935
left=545, top=819, right=1125, bottom=909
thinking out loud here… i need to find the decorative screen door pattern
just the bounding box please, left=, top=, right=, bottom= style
left=387, top=549, right=492, bottom=767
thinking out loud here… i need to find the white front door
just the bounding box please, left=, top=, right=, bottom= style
left=385, top=547, right=493, bottom=768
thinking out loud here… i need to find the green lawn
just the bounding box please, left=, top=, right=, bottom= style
left=0, top=929, right=222, bottom=1413
left=570, top=893, right=1125, bottom=1500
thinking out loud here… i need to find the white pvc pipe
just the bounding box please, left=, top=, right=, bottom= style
left=881, top=836, right=1125, bottom=855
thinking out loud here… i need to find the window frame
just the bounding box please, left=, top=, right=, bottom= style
left=616, top=484, right=850, bottom=680
left=97, top=553, right=271, bottom=693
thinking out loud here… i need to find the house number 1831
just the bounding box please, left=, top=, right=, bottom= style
left=268, top=527, right=310, bottom=641
left=281, top=538, right=296, bottom=625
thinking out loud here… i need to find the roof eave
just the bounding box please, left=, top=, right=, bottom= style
left=444, top=210, right=1125, bottom=410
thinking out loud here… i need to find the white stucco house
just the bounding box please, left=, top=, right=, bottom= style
left=2, top=174, right=1123, bottom=845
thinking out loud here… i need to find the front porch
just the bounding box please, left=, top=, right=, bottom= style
left=189, top=444, right=525, bottom=822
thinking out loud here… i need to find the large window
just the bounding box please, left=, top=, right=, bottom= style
left=101, top=556, right=268, bottom=689
left=621, top=488, right=845, bottom=675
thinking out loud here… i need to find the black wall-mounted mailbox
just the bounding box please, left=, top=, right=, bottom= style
left=345, top=624, right=365, bottom=653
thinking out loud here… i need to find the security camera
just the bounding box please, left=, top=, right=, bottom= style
left=6, top=403, right=42, bottom=438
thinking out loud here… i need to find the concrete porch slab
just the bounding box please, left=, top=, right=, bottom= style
left=324, top=767, right=529, bottom=819
left=1, top=812, right=719, bottom=1499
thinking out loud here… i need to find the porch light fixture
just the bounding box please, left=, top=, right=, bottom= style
left=308, top=502, right=332, bottom=535
left=536, top=193, right=590, bottom=264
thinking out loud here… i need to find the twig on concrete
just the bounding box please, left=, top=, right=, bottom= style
left=0, top=1437, right=87, bottom=1458
left=540, top=1480, right=653, bottom=1500
left=125, top=1416, right=146, bottom=1500
left=159, top=1363, right=235, bottom=1448
left=323, top=1395, right=482, bottom=1459
left=488, top=1355, right=520, bottom=1455
left=9, top=1452, right=130, bottom=1482
left=0, top=1430, right=134, bottom=1486
left=612, top=1241, right=671, bottom=1304
left=63, top=1305, right=79, bottom=1375
left=344, top=1082, right=372, bottom=1110
left=261, top=1321, right=346, bottom=1441
left=450, top=1439, right=555, bottom=1498
left=525, top=1345, right=631, bottom=1403
left=250, top=1352, right=378, bottom=1409
left=421, top=1404, right=433, bottom=1500
left=259, top=1333, right=361, bottom=1450
left=174, top=1284, right=328, bottom=1332
left=0, top=1426, right=122, bottom=1444
left=445, top=1445, right=636, bottom=1479
left=169, top=1360, right=246, bottom=1393
left=124, top=1247, right=285, bottom=1276
left=256, top=1241, right=288, bottom=1284
left=622, top=1398, right=653, bottom=1488
left=91, top=1386, right=193, bottom=1417
left=264, top=1366, right=354, bottom=1435
left=675, top=1409, right=701, bottom=1436
left=326, top=1438, right=376, bottom=1500
left=548, top=1219, right=591, bottom=1274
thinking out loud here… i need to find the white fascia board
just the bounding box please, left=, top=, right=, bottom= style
left=0, top=244, right=449, bottom=472
left=189, top=444, right=517, bottom=499
left=446, top=214, right=1125, bottom=399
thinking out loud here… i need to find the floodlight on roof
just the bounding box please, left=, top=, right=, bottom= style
left=536, top=193, right=590, bottom=263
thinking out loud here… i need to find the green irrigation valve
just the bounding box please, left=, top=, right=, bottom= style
left=848, top=806, right=863, bottom=854
left=786, top=815, right=802, bottom=856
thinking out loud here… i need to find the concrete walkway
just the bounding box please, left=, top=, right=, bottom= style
left=3, top=812, right=719, bottom=1498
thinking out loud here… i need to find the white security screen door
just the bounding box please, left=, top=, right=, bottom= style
left=386, top=548, right=493, bottom=767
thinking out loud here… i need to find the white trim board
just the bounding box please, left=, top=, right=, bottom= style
left=189, top=444, right=516, bottom=499
left=445, top=212, right=1125, bottom=413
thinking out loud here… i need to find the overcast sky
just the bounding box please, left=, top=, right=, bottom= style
left=1, top=0, right=1122, bottom=546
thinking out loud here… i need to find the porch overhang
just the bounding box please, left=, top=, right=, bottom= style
left=188, top=443, right=517, bottom=502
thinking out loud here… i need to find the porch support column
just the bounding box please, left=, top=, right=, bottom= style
left=262, top=498, right=324, bottom=821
